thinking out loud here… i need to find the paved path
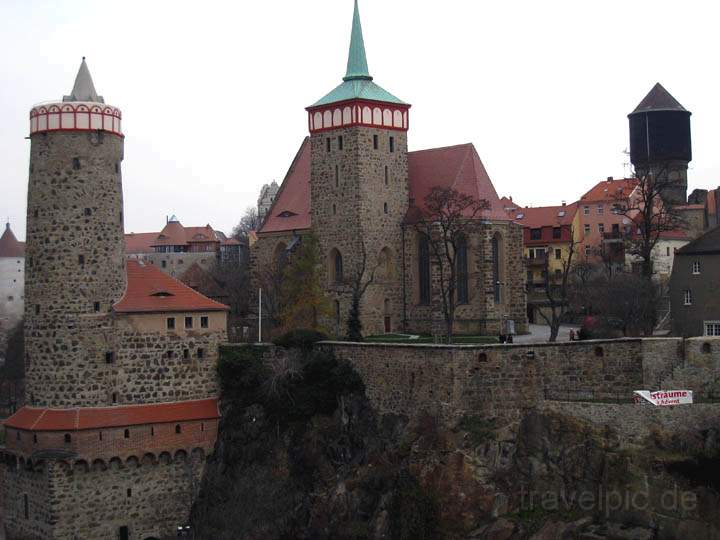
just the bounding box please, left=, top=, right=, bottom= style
left=512, top=323, right=579, bottom=344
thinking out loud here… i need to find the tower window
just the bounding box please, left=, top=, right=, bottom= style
left=16, top=431, right=20, bottom=441
left=161, top=260, right=167, bottom=268
left=185, top=316, right=193, bottom=329
left=33, top=209, right=38, bottom=218
left=84, top=208, right=92, bottom=216
left=112, top=392, right=117, bottom=404
left=335, top=165, right=339, bottom=187
left=326, top=138, right=331, bottom=152
left=183, top=349, right=189, bottom=360
left=105, top=351, right=115, bottom=364
left=64, top=433, right=71, bottom=444
left=167, top=317, right=176, bottom=330
left=72, top=157, right=80, bottom=170
left=120, top=211, right=123, bottom=224
left=332, top=203, right=337, bottom=215
left=99, top=431, right=102, bottom=441
left=23, top=495, right=28, bottom=519
left=338, top=136, right=343, bottom=150
left=384, top=166, right=389, bottom=185
left=151, top=426, right=154, bottom=436
left=389, top=137, right=395, bottom=153
left=94, top=301, right=101, bottom=312
left=175, top=424, right=182, bottom=434
left=383, top=202, right=388, bottom=214
left=78, top=254, right=85, bottom=265
left=124, top=429, right=130, bottom=439
left=198, top=348, right=205, bottom=359
left=373, top=135, right=378, bottom=149
left=115, top=163, right=120, bottom=173
left=33, top=434, right=37, bottom=444
left=35, top=305, right=40, bottom=315
left=200, top=316, right=209, bottom=328
left=127, top=488, right=132, bottom=498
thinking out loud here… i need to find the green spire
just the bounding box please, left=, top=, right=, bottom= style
left=344, top=0, right=372, bottom=82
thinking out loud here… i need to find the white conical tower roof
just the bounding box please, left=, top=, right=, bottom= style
left=63, top=57, right=104, bottom=103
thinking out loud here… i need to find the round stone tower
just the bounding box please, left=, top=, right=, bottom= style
left=25, top=58, right=126, bottom=407
left=628, top=82, right=692, bottom=205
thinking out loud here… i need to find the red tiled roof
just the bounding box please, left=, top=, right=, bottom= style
left=3, top=398, right=219, bottom=431
left=407, top=143, right=508, bottom=221
left=512, top=203, right=578, bottom=228
left=708, top=190, right=717, bottom=217
left=114, top=260, right=229, bottom=313
left=259, top=137, right=312, bottom=234
left=259, top=140, right=511, bottom=234
left=0, top=224, right=25, bottom=258
left=125, top=232, right=158, bottom=254
left=580, top=178, right=638, bottom=202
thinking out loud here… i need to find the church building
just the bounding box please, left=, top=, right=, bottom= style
left=253, top=1, right=527, bottom=337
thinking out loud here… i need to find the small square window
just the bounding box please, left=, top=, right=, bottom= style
left=373, top=135, right=378, bottom=149
left=200, top=316, right=209, bottom=328
left=167, top=317, right=176, bottom=330
left=105, top=352, right=115, bottom=364
left=84, top=208, right=92, bottom=216
left=185, top=316, right=193, bottom=329
left=94, top=302, right=101, bottom=312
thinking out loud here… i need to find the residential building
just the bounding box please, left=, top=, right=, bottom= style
left=670, top=226, right=720, bottom=337
left=125, top=216, right=243, bottom=277
left=511, top=203, right=577, bottom=323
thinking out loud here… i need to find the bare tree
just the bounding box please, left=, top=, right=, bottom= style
left=612, top=165, right=686, bottom=334
left=345, top=241, right=378, bottom=341
left=536, top=231, right=579, bottom=342
left=232, top=207, right=261, bottom=242
left=412, top=187, right=489, bottom=343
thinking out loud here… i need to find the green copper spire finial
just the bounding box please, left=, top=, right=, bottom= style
left=344, top=0, right=372, bottom=82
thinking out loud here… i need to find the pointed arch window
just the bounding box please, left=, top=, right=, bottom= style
left=492, top=235, right=501, bottom=303
left=418, top=235, right=431, bottom=305
left=456, top=235, right=469, bottom=304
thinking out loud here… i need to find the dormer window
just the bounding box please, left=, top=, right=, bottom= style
left=516, top=213, right=524, bottom=220
left=278, top=211, right=297, bottom=218
left=151, top=290, right=174, bottom=297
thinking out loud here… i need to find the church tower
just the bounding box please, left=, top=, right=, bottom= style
left=628, top=83, right=692, bottom=205
left=25, top=58, right=126, bottom=407
left=307, top=0, right=410, bottom=334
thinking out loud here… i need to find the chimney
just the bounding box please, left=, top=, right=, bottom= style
left=561, top=201, right=566, bottom=207
left=607, top=176, right=613, bottom=181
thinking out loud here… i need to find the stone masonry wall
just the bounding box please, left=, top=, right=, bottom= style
left=25, top=130, right=126, bottom=407
left=3, top=454, right=204, bottom=540
left=322, top=337, right=720, bottom=421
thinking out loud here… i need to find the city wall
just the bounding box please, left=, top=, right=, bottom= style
left=319, top=336, right=720, bottom=421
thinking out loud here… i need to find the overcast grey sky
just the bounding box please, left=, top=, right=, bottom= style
left=2, top=0, right=718, bottom=240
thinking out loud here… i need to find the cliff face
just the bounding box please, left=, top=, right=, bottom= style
left=192, top=345, right=720, bottom=540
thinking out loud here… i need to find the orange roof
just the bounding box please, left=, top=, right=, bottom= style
left=114, top=260, right=229, bottom=313
left=125, top=232, right=158, bottom=254
left=512, top=203, right=578, bottom=228
left=259, top=137, right=312, bottom=234
left=580, top=178, right=638, bottom=202
left=4, top=398, right=219, bottom=431
left=0, top=223, right=25, bottom=258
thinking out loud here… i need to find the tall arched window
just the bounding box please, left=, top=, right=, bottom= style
left=492, top=235, right=501, bottom=303
left=456, top=236, right=469, bottom=304
left=418, top=235, right=431, bottom=305
left=330, top=248, right=343, bottom=283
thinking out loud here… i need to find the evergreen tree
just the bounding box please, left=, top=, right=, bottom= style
left=279, top=234, right=332, bottom=332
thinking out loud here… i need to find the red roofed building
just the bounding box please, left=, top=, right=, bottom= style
left=125, top=215, right=243, bottom=278
left=252, top=2, right=527, bottom=337
left=0, top=222, right=25, bottom=338
left=2, top=59, right=228, bottom=539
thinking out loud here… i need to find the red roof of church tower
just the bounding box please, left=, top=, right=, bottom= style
left=0, top=223, right=25, bottom=258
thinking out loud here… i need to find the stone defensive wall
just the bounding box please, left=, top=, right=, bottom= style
left=1, top=451, right=204, bottom=540
left=318, top=336, right=720, bottom=421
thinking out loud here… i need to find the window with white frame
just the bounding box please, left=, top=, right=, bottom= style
left=597, top=204, right=604, bottom=215
left=684, top=290, right=692, bottom=305
left=584, top=224, right=591, bottom=234
left=692, top=261, right=700, bottom=274
left=598, top=223, right=605, bottom=233
left=583, top=206, right=590, bottom=215
left=704, top=321, right=720, bottom=336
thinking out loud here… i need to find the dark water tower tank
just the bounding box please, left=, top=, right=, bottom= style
left=628, top=83, right=692, bottom=167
